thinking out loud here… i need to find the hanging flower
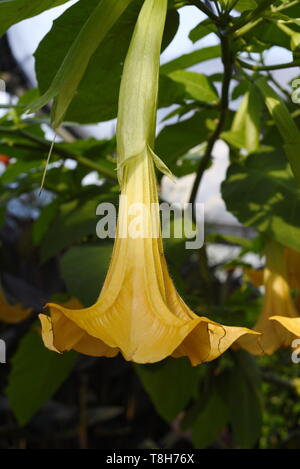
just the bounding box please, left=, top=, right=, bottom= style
left=284, top=247, right=300, bottom=291
left=39, top=0, right=257, bottom=365
left=270, top=247, right=300, bottom=339
left=239, top=242, right=298, bottom=355
left=0, top=285, right=32, bottom=324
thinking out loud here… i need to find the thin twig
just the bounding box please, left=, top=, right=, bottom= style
left=236, top=57, right=300, bottom=72
left=39, top=132, right=56, bottom=196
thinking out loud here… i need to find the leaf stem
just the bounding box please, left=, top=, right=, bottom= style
left=236, top=57, right=300, bottom=71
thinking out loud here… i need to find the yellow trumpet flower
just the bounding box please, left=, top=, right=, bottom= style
left=239, top=242, right=298, bottom=355
left=0, top=285, right=32, bottom=324
left=39, top=0, right=257, bottom=365
left=269, top=316, right=300, bottom=338
left=284, top=247, right=300, bottom=291
left=270, top=247, right=300, bottom=338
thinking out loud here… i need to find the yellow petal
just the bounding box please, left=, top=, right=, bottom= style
left=0, top=287, right=32, bottom=324
left=173, top=318, right=259, bottom=366
left=39, top=298, right=119, bottom=358
left=39, top=310, right=118, bottom=358
left=39, top=314, right=60, bottom=353
left=270, top=316, right=300, bottom=337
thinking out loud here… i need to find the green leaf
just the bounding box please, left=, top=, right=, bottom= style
left=135, top=358, right=198, bottom=422
left=225, top=351, right=263, bottom=448
left=192, top=391, right=229, bottom=449
left=34, top=0, right=179, bottom=124
left=256, top=77, right=300, bottom=186
left=32, top=200, right=60, bottom=246
left=167, top=71, right=218, bottom=103
left=246, top=21, right=292, bottom=50
left=0, top=160, right=40, bottom=184
left=160, top=46, right=221, bottom=75
left=39, top=196, right=113, bottom=262
left=232, top=0, right=258, bottom=12
left=61, top=245, right=112, bottom=306
left=222, top=148, right=300, bottom=252
left=0, top=0, right=71, bottom=36
left=28, top=0, right=134, bottom=128
left=222, top=83, right=261, bottom=152
left=189, top=18, right=217, bottom=43
left=6, top=325, right=77, bottom=426
left=158, top=75, right=186, bottom=108
left=156, top=111, right=217, bottom=172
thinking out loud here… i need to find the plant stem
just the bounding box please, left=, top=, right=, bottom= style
left=236, top=57, right=300, bottom=71
left=275, top=0, right=299, bottom=12
left=189, top=33, right=233, bottom=214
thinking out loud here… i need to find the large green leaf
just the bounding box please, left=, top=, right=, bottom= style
left=222, top=83, right=262, bottom=152
left=189, top=18, right=218, bottom=43
left=192, top=391, right=229, bottom=449
left=0, top=0, right=71, bottom=36
left=135, top=358, right=198, bottom=422
left=224, top=351, right=263, bottom=448
left=244, top=21, right=292, bottom=50
left=256, top=77, right=300, bottom=187
left=167, top=71, right=218, bottom=103
left=29, top=0, right=134, bottom=128
left=40, top=196, right=115, bottom=262
left=156, top=111, right=217, bottom=172
left=158, top=75, right=186, bottom=108
left=232, top=0, right=257, bottom=11
left=61, top=245, right=112, bottom=306
left=6, top=325, right=77, bottom=426
left=221, top=149, right=300, bottom=252
left=34, top=0, right=179, bottom=124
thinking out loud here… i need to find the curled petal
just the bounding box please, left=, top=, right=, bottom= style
left=173, top=319, right=259, bottom=366
left=39, top=299, right=118, bottom=358
left=270, top=316, right=300, bottom=338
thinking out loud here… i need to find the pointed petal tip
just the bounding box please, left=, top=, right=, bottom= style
left=270, top=316, right=300, bottom=337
